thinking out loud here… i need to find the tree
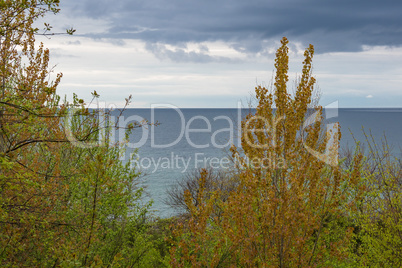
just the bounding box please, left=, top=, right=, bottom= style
left=0, top=1, right=159, bottom=266
left=165, top=167, right=238, bottom=219
left=170, top=37, right=364, bottom=267
left=348, top=134, right=402, bottom=267
left=0, top=1, right=71, bottom=264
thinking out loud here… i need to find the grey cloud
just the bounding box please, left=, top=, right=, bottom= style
left=66, top=40, right=81, bottom=45
left=50, top=49, right=79, bottom=58
left=145, top=43, right=239, bottom=63
left=61, top=0, right=402, bottom=55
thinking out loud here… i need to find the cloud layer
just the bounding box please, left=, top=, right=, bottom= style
left=63, top=0, right=402, bottom=56
left=46, top=1, right=402, bottom=108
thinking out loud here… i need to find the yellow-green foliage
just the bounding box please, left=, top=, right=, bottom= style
left=0, top=1, right=164, bottom=266
left=352, top=136, right=402, bottom=267
left=170, top=37, right=365, bottom=267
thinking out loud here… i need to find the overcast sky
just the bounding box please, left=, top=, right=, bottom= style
left=39, top=0, right=402, bottom=108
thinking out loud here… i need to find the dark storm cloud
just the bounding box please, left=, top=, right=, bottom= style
left=64, top=0, right=402, bottom=55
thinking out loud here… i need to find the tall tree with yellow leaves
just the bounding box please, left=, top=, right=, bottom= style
left=171, top=37, right=364, bottom=267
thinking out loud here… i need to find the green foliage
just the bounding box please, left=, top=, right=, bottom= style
left=2, top=1, right=400, bottom=267
left=348, top=135, right=402, bottom=267
left=0, top=1, right=164, bottom=266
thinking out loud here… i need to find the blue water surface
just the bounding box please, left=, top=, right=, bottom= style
left=111, top=108, right=402, bottom=218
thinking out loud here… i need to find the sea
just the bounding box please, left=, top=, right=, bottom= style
left=109, top=108, right=402, bottom=218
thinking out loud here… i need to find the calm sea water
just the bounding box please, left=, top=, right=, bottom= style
left=111, top=108, right=402, bottom=218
